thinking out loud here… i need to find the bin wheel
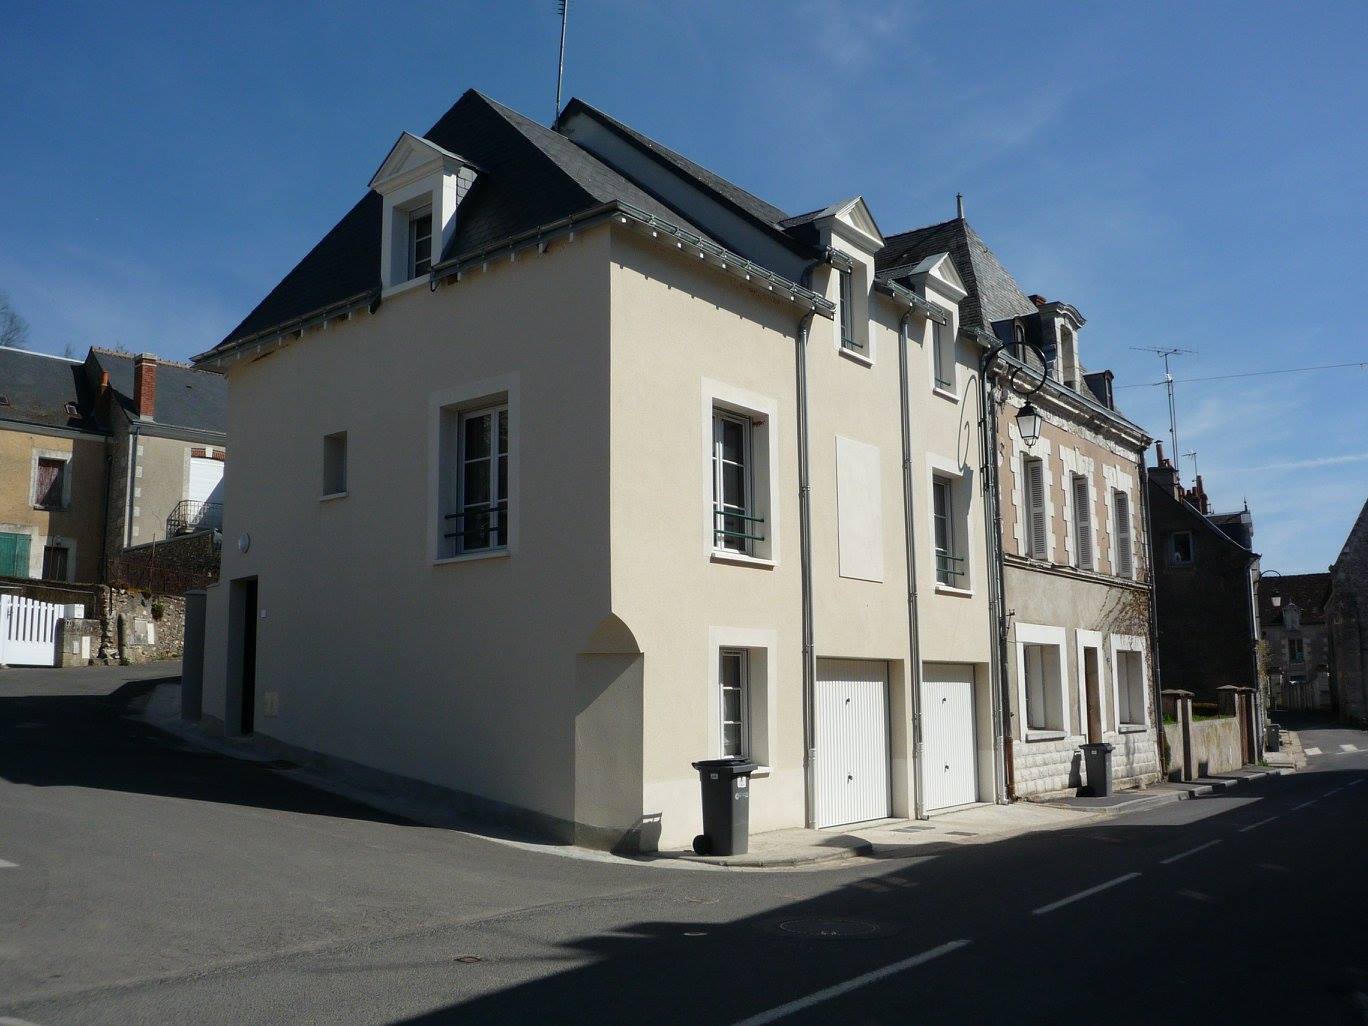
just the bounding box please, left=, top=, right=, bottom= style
left=692, top=834, right=712, bottom=856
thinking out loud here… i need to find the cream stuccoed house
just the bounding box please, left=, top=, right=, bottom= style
left=193, top=89, right=1011, bottom=853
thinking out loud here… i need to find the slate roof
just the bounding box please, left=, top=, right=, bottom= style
left=558, top=98, right=791, bottom=229
left=213, top=91, right=718, bottom=354
left=90, top=350, right=225, bottom=435
left=1258, top=572, right=1331, bottom=627
left=877, top=217, right=1039, bottom=330
left=0, top=347, right=100, bottom=432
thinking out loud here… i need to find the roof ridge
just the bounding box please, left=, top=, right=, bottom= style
left=0, top=345, right=81, bottom=364
left=92, top=347, right=199, bottom=371
left=882, top=215, right=962, bottom=243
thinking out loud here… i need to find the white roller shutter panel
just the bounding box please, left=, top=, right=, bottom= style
left=188, top=457, right=224, bottom=506
left=921, top=663, right=979, bottom=811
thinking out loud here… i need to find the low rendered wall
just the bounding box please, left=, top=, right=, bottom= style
left=1190, top=716, right=1243, bottom=776
left=1164, top=721, right=1184, bottom=779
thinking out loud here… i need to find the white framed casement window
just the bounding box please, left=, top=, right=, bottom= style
left=712, top=409, right=756, bottom=555
left=1071, top=473, right=1094, bottom=571
left=1022, top=455, right=1049, bottom=560
left=407, top=205, right=433, bottom=280
left=1168, top=529, right=1192, bottom=568
left=931, top=316, right=955, bottom=395
left=932, top=476, right=963, bottom=587
left=702, top=380, right=777, bottom=567
left=1112, top=489, right=1135, bottom=577
left=719, top=648, right=749, bottom=758
left=838, top=267, right=856, bottom=351
left=1015, top=622, right=1069, bottom=739
left=429, top=374, right=519, bottom=564
left=708, top=627, right=777, bottom=770
left=1109, top=634, right=1149, bottom=730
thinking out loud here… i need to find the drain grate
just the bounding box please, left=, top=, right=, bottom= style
left=777, top=918, right=881, bottom=939
left=946, top=831, right=978, bottom=837
left=895, top=825, right=934, bottom=833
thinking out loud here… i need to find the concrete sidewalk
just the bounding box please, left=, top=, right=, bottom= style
left=1038, top=763, right=1295, bottom=817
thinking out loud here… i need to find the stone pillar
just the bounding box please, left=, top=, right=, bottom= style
left=1217, top=685, right=1246, bottom=764
left=1239, top=687, right=1258, bottom=765
left=1162, top=689, right=1195, bottom=781
left=182, top=590, right=207, bottom=721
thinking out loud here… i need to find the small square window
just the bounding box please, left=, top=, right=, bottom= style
left=322, top=432, right=348, bottom=496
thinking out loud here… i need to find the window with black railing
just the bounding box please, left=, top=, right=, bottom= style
left=443, top=404, right=509, bottom=556
left=933, top=476, right=965, bottom=587
left=712, top=409, right=765, bottom=555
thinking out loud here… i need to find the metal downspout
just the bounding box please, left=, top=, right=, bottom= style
left=795, top=310, right=818, bottom=829
left=897, top=312, right=927, bottom=820
left=124, top=424, right=140, bottom=549
left=1138, top=464, right=1166, bottom=765
left=978, top=358, right=1011, bottom=802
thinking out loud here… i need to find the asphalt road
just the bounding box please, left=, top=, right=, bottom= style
left=2, top=672, right=1365, bottom=1025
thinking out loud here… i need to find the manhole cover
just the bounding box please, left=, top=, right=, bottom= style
left=946, top=831, right=977, bottom=837
left=777, top=918, right=881, bottom=939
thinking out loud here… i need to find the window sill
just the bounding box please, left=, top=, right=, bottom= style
left=1118, top=723, right=1148, bottom=734
left=710, top=550, right=776, bottom=570
left=34, top=506, right=69, bottom=513
left=932, top=385, right=959, bottom=403
left=381, top=276, right=429, bottom=299
left=839, top=346, right=874, bottom=368
left=749, top=765, right=772, bottom=779
left=1024, top=730, right=1068, bottom=743
left=319, top=491, right=348, bottom=503
left=934, top=583, right=974, bottom=598
left=433, top=548, right=510, bottom=566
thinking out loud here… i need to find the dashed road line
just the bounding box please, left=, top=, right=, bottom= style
left=0, top=859, right=18, bottom=869
left=1032, top=873, right=1141, bottom=915
left=1292, top=799, right=1319, bottom=811
left=1324, top=787, right=1346, bottom=797
left=1304, top=747, right=1323, bottom=756
left=1160, top=840, right=1221, bottom=865
left=1340, top=744, right=1359, bottom=752
left=1348, top=778, right=1366, bottom=788
left=1238, top=815, right=1280, bottom=833
left=727, top=939, right=972, bottom=1026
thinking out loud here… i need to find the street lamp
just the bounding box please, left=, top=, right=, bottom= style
left=1261, top=569, right=1283, bottom=609
left=1016, top=401, right=1043, bottom=447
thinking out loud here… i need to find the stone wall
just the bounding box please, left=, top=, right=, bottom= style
left=55, top=617, right=101, bottom=667
left=1015, top=726, right=1162, bottom=799
left=108, top=530, right=220, bottom=595
left=1329, top=499, right=1368, bottom=726
left=1189, top=716, right=1243, bottom=776
left=95, top=586, right=186, bottom=664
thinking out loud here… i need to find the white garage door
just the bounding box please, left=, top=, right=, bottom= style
left=921, top=663, right=978, bottom=811
left=189, top=457, right=224, bottom=506
left=815, top=659, right=891, bottom=828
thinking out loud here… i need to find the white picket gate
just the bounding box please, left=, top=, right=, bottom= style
left=0, top=595, right=83, bottom=667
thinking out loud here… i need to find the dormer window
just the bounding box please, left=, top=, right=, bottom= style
left=369, top=132, right=480, bottom=292
left=407, top=206, right=433, bottom=280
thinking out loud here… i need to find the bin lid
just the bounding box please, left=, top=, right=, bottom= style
left=1080, top=742, right=1115, bottom=753
left=691, top=757, right=759, bottom=774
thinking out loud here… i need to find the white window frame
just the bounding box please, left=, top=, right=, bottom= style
left=406, top=204, right=433, bottom=281
left=1109, top=634, right=1149, bottom=731
left=701, top=380, right=778, bottom=567
left=927, top=455, right=972, bottom=595
left=1071, top=473, right=1094, bottom=571
left=708, top=627, right=777, bottom=773
left=931, top=316, right=956, bottom=396
left=428, top=374, right=519, bottom=565
left=1022, top=455, right=1050, bottom=561
left=837, top=267, right=856, bottom=351
left=712, top=409, right=755, bottom=556
left=1112, top=488, right=1135, bottom=578
left=1015, top=622, right=1070, bottom=740
left=718, top=648, right=750, bottom=758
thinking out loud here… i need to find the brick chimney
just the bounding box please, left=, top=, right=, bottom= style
left=1028, top=294, right=1049, bottom=307
left=133, top=353, right=157, bottom=419
left=1150, top=441, right=1181, bottom=499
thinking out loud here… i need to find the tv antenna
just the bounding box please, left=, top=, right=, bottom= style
left=554, top=0, right=570, bottom=123
left=1181, top=450, right=1198, bottom=480
left=1131, top=346, right=1195, bottom=461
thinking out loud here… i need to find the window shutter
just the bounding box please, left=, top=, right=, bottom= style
left=0, top=532, right=31, bottom=577
left=1115, top=491, right=1133, bottom=578
left=1073, top=476, right=1093, bottom=570
left=1026, top=458, right=1048, bottom=559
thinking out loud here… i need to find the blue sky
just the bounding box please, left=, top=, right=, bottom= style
left=2, top=1, right=1364, bottom=572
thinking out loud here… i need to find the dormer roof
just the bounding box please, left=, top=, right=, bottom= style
left=368, top=132, right=481, bottom=192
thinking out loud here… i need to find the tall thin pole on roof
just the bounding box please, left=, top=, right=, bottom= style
left=554, top=0, right=570, bottom=124
left=1132, top=346, right=1196, bottom=464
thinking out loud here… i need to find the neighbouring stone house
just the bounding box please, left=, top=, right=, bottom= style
left=0, top=345, right=226, bottom=589
left=1328, top=498, right=1368, bottom=725
left=1147, top=450, right=1263, bottom=712
left=1258, top=572, right=1332, bottom=712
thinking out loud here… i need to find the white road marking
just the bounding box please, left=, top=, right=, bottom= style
left=1340, top=744, right=1359, bottom=752
left=1238, top=815, right=1280, bottom=833
left=1292, top=799, right=1319, bottom=811
left=0, top=860, right=17, bottom=869
left=1324, top=787, right=1346, bottom=797
left=1160, top=840, right=1221, bottom=865
left=1304, top=747, right=1322, bottom=756
left=1348, top=778, right=1366, bottom=788
left=727, top=939, right=972, bottom=1026
left=1032, top=873, right=1141, bottom=915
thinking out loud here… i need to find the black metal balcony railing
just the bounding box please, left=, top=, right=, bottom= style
left=935, top=549, right=966, bottom=586
left=167, top=499, right=223, bottom=537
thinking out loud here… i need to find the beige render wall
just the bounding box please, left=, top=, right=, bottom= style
left=125, top=433, right=213, bottom=546
left=202, top=228, right=616, bottom=835
left=608, top=230, right=991, bottom=850
left=0, top=426, right=106, bottom=582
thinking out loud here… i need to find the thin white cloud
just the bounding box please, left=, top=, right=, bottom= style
left=1220, top=452, right=1368, bottom=474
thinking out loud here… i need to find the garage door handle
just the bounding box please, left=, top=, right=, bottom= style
left=847, top=774, right=853, bottom=781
